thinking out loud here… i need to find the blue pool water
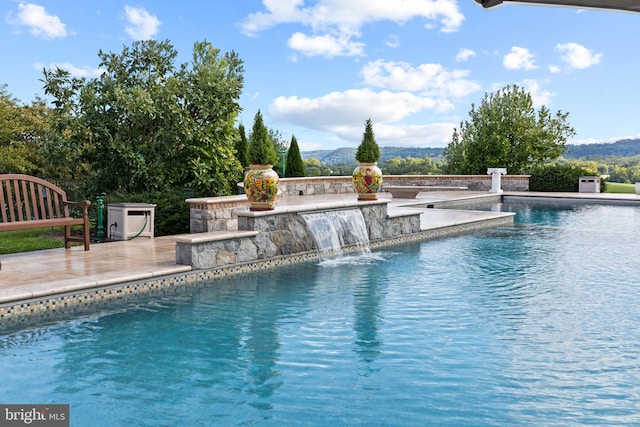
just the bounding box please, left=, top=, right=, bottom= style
left=2, top=201, right=640, bottom=426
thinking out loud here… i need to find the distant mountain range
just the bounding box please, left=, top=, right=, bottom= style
left=302, top=138, right=640, bottom=165
left=564, top=138, right=640, bottom=158
left=301, top=146, right=445, bottom=164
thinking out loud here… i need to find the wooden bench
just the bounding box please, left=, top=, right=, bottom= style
left=384, top=185, right=469, bottom=199
left=0, top=174, right=91, bottom=250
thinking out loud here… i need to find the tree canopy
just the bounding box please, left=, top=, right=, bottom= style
left=42, top=39, right=244, bottom=196
left=444, top=85, right=575, bottom=175
left=234, top=123, right=249, bottom=168
left=0, top=85, right=49, bottom=175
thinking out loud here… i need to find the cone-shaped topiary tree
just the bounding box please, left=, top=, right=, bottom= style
left=235, top=123, right=250, bottom=168
left=285, top=135, right=305, bottom=177
left=248, top=110, right=277, bottom=165
left=355, top=118, right=380, bottom=163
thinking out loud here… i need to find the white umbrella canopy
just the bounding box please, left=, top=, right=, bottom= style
left=475, top=0, right=640, bottom=13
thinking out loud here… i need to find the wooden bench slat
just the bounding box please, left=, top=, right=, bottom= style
left=19, top=179, right=29, bottom=221
left=28, top=181, right=39, bottom=220
left=7, top=179, right=17, bottom=222
left=0, top=179, right=8, bottom=223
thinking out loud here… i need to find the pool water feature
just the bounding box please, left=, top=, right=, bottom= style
left=1, top=202, right=640, bottom=426
left=300, top=208, right=370, bottom=258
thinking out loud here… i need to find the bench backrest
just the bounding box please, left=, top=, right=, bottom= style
left=0, top=174, right=71, bottom=224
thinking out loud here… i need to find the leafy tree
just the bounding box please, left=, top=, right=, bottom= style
left=248, top=110, right=277, bottom=165
left=444, top=85, right=575, bottom=175
left=42, top=39, right=244, bottom=196
left=0, top=85, right=50, bottom=174
left=267, top=126, right=288, bottom=173
left=382, top=156, right=442, bottom=175
left=330, top=163, right=359, bottom=175
left=285, top=135, right=305, bottom=177
left=303, top=158, right=332, bottom=176
left=268, top=127, right=288, bottom=152
left=355, top=118, right=380, bottom=163
left=234, top=124, right=249, bottom=168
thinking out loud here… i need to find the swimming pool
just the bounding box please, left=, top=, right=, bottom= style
left=1, top=201, right=640, bottom=426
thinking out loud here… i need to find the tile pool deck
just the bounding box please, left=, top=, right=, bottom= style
left=1, top=190, right=639, bottom=321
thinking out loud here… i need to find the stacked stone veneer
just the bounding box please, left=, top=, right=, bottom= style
left=188, top=195, right=248, bottom=233
left=278, top=174, right=529, bottom=196
left=176, top=200, right=421, bottom=270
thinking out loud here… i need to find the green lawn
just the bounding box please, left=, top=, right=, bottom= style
left=0, top=228, right=66, bottom=255
left=605, top=182, right=637, bottom=194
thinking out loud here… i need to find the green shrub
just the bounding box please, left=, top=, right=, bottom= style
left=529, top=164, right=600, bottom=192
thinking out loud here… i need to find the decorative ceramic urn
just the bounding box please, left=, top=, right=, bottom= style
left=244, top=164, right=279, bottom=211
left=352, top=162, right=383, bottom=201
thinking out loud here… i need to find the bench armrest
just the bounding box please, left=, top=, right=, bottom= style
left=63, top=200, right=91, bottom=216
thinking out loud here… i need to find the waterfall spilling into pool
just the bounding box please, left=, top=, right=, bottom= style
left=300, top=209, right=370, bottom=258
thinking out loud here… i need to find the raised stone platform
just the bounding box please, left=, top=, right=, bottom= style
left=176, top=197, right=423, bottom=270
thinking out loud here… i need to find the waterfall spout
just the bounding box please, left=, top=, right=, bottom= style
left=300, top=209, right=370, bottom=258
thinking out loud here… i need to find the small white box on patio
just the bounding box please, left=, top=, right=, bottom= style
left=579, top=176, right=600, bottom=193
left=107, top=203, right=156, bottom=240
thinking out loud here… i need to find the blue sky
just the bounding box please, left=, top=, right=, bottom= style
left=1, top=1, right=639, bottom=151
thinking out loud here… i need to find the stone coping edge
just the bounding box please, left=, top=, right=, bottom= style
left=172, top=230, right=259, bottom=244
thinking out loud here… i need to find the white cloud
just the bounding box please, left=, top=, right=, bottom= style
left=241, top=0, right=464, bottom=57
left=35, top=62, right=104, bottom=78
left=361, top=59, right=481, bottom=98
left=556, top=42, right=602, bottom=69
left=385, top=35, right=400, bottom=48
left=520, top=79, right=553, bottom=107
left=503, top=46, right=536, bottom=71
left=288, top=31, right=364, bottom=57
left=269, top=88, right=445, bottom=131
left=331, top=122, right=456, bottom=147
left=124, top=6, right=160, bottom=40
left=455, top=48, right=476, bottom=62
left=548, top=65, right=561, bottom=74
left=7, top=3, right=67, bottom=40
left=240, top=0, right=306, bottom=35
left=297, top=123, right=456, bottom=149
